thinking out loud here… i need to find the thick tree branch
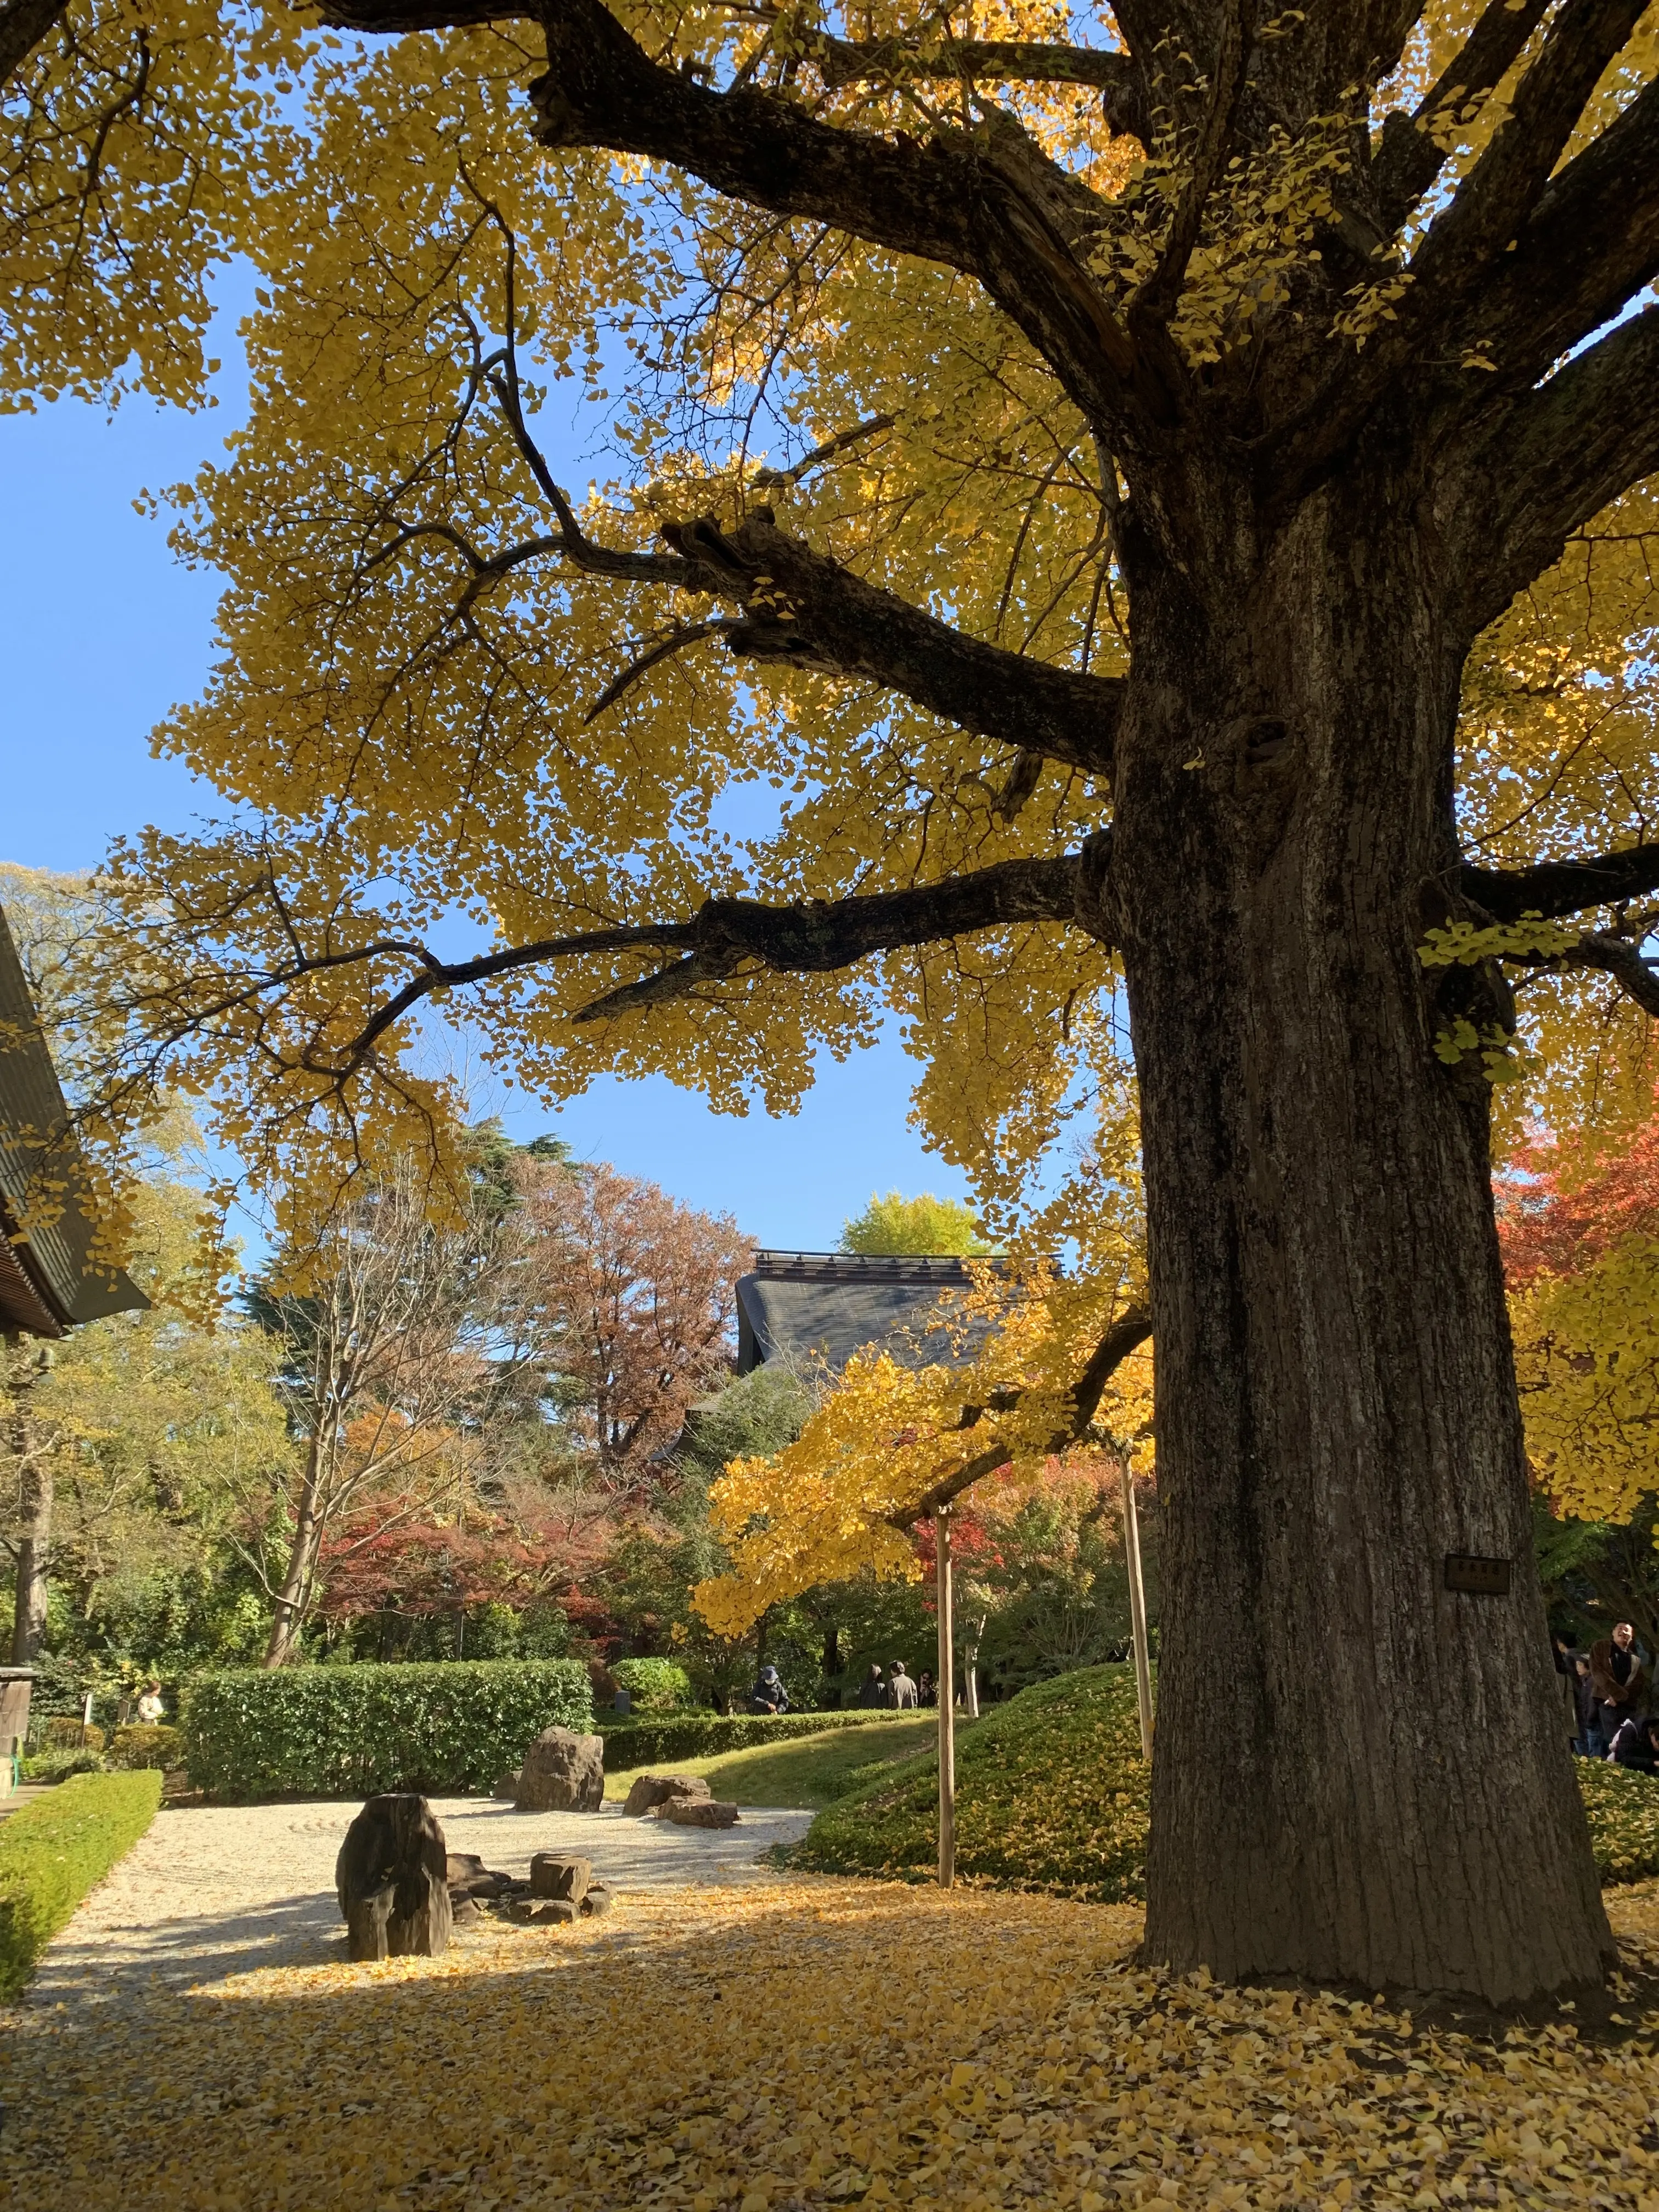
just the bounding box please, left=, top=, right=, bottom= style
left=811, top=35, right=1144, bottom=139
left=1455, top=72, right=1659, bottom=385
left=1455, top=303, right=1659, bottom=639
left=1401, top=0, right=1648, bottom=324
left=325, top=0, right=1160, bottom=441
left=1132, top=0, right=1254, bottom=324
left=1463, top=840, right=1659, bottom=926
left=1261, top=15, right=1657, bottom=504
left=665, top=512, right=1122, bottom=775
left=888, top=1301, right=1154, bottom=1529
left=1372, top=0, right=1555, bottom=228
left=0, top=0, right=67, bottom=88
left=1538, top=934, right=1659, bottom=1017
left=569, top=853, right=1091, bottom=1024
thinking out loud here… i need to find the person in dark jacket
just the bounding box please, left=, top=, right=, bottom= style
left=1573, top=1655, right=1605, bottom=1757
left=1607, top=1713, right=1659, bottom=1772
left=917, top=1671, right=935, bottom=1707
left=748, top=1664, right=788, bottom=1715
left=1590, top=1622, right=1647, bottom=1744
left=856, top=1663, right=886, bottom=1708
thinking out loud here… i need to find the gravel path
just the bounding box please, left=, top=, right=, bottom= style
left=27, top=1795, right=815, bottom=2009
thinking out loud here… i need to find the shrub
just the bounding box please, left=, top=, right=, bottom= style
left=610, top=1658, right=694, bottom=1714
left=182, top=1660, right=593, bottom=1799
left=0, top=1770, right=161, bottom=1999
left=794, top=1664, right=1149, bottom=1901
left=42, top=1718, right=104, bottom=1753
left=19, top=1748, right=105, bottom=1785
left=1576, top=1758, right=1659, bottom=1883
left=600, top=1709, right=904, bottom=1770
left=106, top=1725, right=182, bottom=1771
left=792, top=1666, right=1659, bottom=1904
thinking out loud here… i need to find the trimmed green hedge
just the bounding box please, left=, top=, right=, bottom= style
left=599, top=1708, right=899, bottom=1770
left=183, top=1660, right=593, bottom=1799
left=0, top=1770, right=162, bottom=2000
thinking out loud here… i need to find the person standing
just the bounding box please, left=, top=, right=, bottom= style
left=1589, top=1621, right=1646, bottom=1744
left=888, top=1661, right=919, bottom=1709
left=856, top=1663, right=886, bottom=1708
left=1572, top=1655, right=1605, bottom=1757
left=917, top=1670, right=936, bottom=1707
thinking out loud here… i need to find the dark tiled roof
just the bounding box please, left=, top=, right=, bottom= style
left=735, top=1250, right=994, bottom=1375
left=0, top=903, right=146, bottom=1336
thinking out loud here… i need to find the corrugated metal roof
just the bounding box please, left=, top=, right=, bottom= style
left=735, top=1250, right=995, bottom=1375
left=0, top=903, right=146, bottom=1335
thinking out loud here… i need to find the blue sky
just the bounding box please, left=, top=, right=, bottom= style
left=0, top=288, right=976, bottom=1252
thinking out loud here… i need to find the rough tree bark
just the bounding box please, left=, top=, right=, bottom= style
left=1108, top=454, right=1613, bottom=1997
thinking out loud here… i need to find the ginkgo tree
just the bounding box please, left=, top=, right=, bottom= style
left=18, top=0, right=1659, bottom=2000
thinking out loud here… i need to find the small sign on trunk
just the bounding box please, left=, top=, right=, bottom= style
left=1443, top=1553, right=1512, bottom=1596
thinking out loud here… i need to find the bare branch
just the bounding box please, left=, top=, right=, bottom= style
left=1455, top=72, right=1659, bottom=386
left=1400, top=0, right=1650, bottom=323
left=583, top=622, right=724, bottom=723
left=664, top=511, right=1122, bottom=774
left=752, top=414, right=894, bottom=489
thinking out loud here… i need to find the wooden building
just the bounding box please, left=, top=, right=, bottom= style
left=0, top=900, right=145, bottom=1777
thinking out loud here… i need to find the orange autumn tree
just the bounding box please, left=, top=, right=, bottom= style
left=21, top=2, right=1659, bottom=2000
left=1499, top=1105, right=1659, bottom=1531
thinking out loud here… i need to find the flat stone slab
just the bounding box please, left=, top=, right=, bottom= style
left=660, top=1798, right=740, bottom=1829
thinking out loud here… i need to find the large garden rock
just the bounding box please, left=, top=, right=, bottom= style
left=623, top=1772, right=711, bottom=1818
left=661, top=1797, right=740, bottom=1829
left=336, top=1794, right=453, bottom=1962
left=515, top=1727, right=604, bottom=1812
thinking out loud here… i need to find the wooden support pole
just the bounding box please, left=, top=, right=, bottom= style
left=1124, top=1465, right=1154, bottom=1763
left=936, top=1504, right=956, bottom=1889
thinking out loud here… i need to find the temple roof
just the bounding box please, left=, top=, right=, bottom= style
left=0, top=902, right=146, bottom=1338
left=735, top=1250, right=996, bottom=1376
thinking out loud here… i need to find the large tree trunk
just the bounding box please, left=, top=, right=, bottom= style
left=1108, top=464, right=1614, bottom=2002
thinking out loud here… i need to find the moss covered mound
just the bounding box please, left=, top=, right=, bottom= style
left=793, top=1663, right=1659, bottom=1901
left=791, top=1665, right=1149, bottom=1902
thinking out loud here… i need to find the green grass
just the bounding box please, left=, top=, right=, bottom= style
left=787, top=1664, right=1659, bottom=1904
left=601, top=1714, right=946, bottom=1808
left=597, top=1708, right=905, bottom=1771
left=0, top=1769, right=162, bottom=2000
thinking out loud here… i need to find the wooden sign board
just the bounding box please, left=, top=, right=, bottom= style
left=1443, top=1553, right=1512, bottom=1596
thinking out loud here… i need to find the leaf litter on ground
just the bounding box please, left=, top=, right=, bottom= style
left=10, top=1877, right=1659, bottom=2211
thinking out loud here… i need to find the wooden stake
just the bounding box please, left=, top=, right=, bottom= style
left=1124, top=1466, right=1154, bottom=1763
left=936, top=1504, right=956, bottom=1889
